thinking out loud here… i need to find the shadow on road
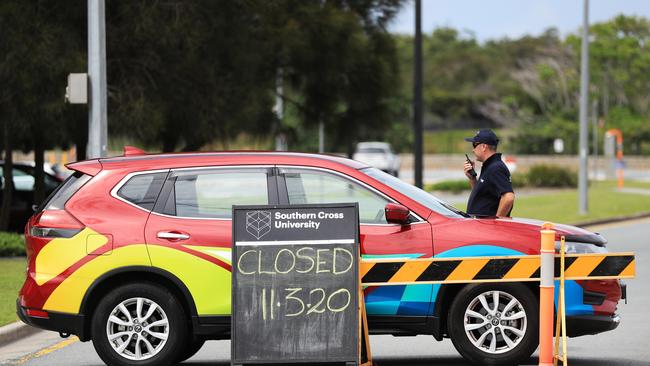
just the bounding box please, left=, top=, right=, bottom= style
left=180, top=356, right=646, bottom=366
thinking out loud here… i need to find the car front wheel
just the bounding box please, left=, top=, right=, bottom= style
left=91, top=282, right=188, bottom=366
left=176, top=337, right=205, bottom=363
left=447, top=283, right=538, bottom=366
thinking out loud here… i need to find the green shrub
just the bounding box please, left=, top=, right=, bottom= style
left=426, top=180, right=471, bottom=193
left=526, top=165, right=577, bottom=188
left=0, top=232, right=25, bottom=257
left=511, top=172, right=528, bottom=188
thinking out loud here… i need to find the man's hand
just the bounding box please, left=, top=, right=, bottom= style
left=496, top=192, right=515, bottom=217
left=464, top=160, right=477, bottom=188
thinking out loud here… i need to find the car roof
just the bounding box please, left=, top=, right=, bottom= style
left=82, top=151, right=369, bottom=172
left=356, top=142, right=391, bottom=148
left=0, top=161, right=59, bottom=178
left=1, top=161, right=54, bottom=170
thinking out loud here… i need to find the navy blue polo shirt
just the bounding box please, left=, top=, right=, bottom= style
left=467, top=153, right=513, bottom=216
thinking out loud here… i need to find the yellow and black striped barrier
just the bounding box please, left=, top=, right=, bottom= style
left=359, top=252, right=635, bottom=286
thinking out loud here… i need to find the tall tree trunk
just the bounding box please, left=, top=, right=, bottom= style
left=76, top=142, right=87, bottom=162
left=0, top=121, right=14, bottom=231
left=34, top=139, right=46, bottom=206
left=346, top=135, right=355, bottom=159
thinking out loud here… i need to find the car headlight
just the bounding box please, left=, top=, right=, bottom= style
left=556, top=241, right=608, bottom=254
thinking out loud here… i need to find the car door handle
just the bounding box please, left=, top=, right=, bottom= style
left=157, top=231, right=190, bottom=240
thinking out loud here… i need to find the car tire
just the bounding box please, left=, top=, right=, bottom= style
left=447, top=283, right=538, bottom=366
left=91, top=282, right=188, bottom=366
left=176, top=337, right=205, bottom=363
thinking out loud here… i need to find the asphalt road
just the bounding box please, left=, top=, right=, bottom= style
left=3, top=218, right=649, bottom=366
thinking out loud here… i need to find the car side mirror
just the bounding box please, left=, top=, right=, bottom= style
left=385, top=203, right=410, bottom=225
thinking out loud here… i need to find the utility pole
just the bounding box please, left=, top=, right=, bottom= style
left=413, top=0, right=423, bottom=188
left=578, top=0, right=590, bottom=214
left=592, top=100, right=598, bottom=181
left=87, top=0, right=108, bottom=158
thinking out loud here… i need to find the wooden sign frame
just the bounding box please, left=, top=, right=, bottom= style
left=232, top=203, right=364, bottom=366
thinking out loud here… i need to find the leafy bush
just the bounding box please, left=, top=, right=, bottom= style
left=511, top=172, right=528, bottom=188
left=0, top=232, right=25, bottom=257
left=425, top=165, right=575, bottom=193
left=426, top=180, right=471, bottom=193
left=526, top=165, right=577, bottom=188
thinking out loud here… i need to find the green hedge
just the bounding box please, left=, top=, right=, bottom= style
left=426, top=165, right=576, bottom=192
left=425, top=180, right=469, bottom=194
left=427, top=176, right=525, bottom=193
left=526, top=165, right=577, bottom=188
left=511, top=172, right=528, bottom=188
left=0, top=232, right=26, bottom=257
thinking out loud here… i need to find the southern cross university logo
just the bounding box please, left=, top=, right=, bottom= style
left=245, top=211, right=272, bottom=239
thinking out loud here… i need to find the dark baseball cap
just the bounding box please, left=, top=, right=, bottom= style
left=464, top=129, right=499, bottom=146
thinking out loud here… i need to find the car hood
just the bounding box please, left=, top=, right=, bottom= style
left=478, top=216, right=607, bottom=246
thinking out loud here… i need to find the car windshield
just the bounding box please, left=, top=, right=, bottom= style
left=361, top=167, right=468, bottom=218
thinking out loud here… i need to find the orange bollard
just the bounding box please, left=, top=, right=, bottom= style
left=539, top=222, right=555, bottom=366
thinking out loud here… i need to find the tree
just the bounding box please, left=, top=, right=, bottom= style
left=0, top=1, right=87, bottom=229
left=102, top=0, right=404, bottom=154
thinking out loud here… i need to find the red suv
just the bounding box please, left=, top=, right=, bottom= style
left=18, top=150, right=624, bottom=366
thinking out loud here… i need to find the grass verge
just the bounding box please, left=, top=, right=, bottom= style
left=0, top=257, right=26, bottom=326
left=453, top=180, right=650, bottom=224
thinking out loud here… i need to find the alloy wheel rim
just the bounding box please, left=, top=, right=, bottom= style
left=463, top=290, right=527, bottom=354
left=106, top=297, right=170, bottom=361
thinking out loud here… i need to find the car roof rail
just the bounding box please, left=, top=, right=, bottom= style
left=123, top=146, right=147, bottom=157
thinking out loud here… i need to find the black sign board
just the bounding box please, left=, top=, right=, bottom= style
left=232, top=203, right=360, bottom=365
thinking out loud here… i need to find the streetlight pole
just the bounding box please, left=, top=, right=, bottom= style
left=87, top=0, right=108, bottom=158
left=413, top=0, right=423, bottom=188
left=578, top=0, right=590, bottom=214
left=592, top=100, right=598, bottom=180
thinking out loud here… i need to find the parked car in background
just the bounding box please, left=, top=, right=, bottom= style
left=18, top=150, right=624, bottom=366
left=0, top=162, right=63, bottom=231
left=352, top=141, right=400, bottom=176
left=23, top=161, right=72, bottom=181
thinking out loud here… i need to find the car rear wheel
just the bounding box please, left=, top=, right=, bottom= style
left=91, top=282, right=188, bottom=366
left=447, top=283, right=538, bottom=366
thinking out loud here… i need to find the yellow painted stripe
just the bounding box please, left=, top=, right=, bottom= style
left=16, top=337, right=78, bottom=365
left=564, top=256, right=605, bottom=278
left=35, top=227, right=104, bottom=285
left=504, top=257, right=540, bottom=279
left=359, top=262, right=373, bottom=279
left=446, top=258, right=489, bottom=281
left=389, top=261, right=431, bottom=283
left=620, top=260, right=636, bottom=277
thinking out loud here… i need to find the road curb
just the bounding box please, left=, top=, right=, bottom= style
left=0, top=321, right=40, bottom=346
left=572, top=211, right=650, bottom=228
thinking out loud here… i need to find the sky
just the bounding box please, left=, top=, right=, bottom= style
left=388, top=0, right=650, bottom=42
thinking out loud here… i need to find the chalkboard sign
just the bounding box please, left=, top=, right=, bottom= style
left=232, top=203, right=360, bottom=365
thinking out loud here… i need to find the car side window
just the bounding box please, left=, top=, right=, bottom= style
left=117, top=172, right=167, bottom=211
left=169, top=169, right=269, bottom=219
left=282, top=169, right=389, bottom=224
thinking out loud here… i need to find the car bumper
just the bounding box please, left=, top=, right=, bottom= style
left=16, top=300, right=88, bottom=341
left=565, top=314, right=620, bottom=337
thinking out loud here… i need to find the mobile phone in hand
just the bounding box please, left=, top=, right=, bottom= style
left=465, top=154, right=477, bottom=177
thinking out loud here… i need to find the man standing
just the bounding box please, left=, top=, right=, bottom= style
left=463, top=129, right=515, bottom=217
